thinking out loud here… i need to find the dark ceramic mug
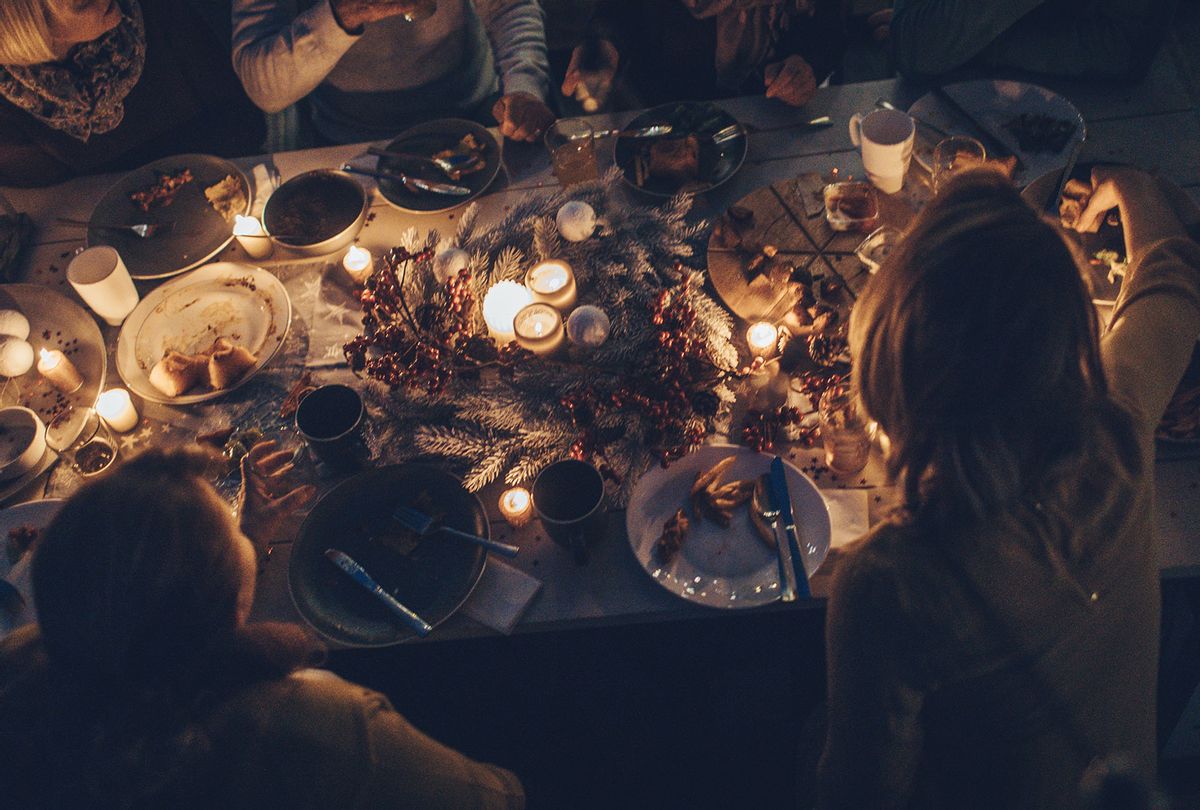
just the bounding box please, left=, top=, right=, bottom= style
left=295, top=384, right=368, bottom=471
left=532, top=459, right=606, bottom=564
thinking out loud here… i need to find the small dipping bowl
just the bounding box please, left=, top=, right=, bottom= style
left=0, top=407, right=47, bottom=481
left=263, top=169, right=368, bottom=257
left=73, top=436, right=117, bottom=478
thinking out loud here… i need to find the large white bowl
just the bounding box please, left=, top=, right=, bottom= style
left=0, top=407, right=47, bottom=482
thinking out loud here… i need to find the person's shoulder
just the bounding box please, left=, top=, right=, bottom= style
left=232, top=668, right=388, bottom=719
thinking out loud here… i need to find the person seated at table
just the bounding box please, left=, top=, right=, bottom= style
left=0, top=445, right=525, bottom=809
left=559, top=0, right=846, bottom=111
left=0, top=0, right=265, bottom=187
left=882, top=0, right=1177, bottom=80
left=231, top=0, right=555, bottom=145
left=818, top=167, right=1200, bottom=808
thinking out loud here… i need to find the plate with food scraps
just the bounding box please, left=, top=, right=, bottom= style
left=0, top=498, right=63, bottom=640
left=115, top=263, right=291, bottom=405
left=908, top=81, right=1084, bottom=187
left=614, top=101, right=747, bottom=197
left=87, top=153, right=251, bottom=280
left=0, top=284, right=106, bottom=451
left=289, top=464, right=488, bottom=646
left=627, top=444, right=830, bottom=608
left=375, top=118, right=502, bottom=214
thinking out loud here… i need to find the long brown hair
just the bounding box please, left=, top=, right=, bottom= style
left=849, top=170, right=1133, bottom=529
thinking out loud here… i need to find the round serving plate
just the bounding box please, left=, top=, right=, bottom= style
left=0, top=498, right=64, bottom=639
left=614, top=101, right=747, bottom=197
left=376, top=119, right=502, bottom=214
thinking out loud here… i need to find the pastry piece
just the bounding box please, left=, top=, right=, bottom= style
left=129, top=168, right=194, bottom=212
left=655, top=508, right=690, bottom=564
left=647, top=135, right=700, bottom=183
left=432, top=133, right=488, bottom=180
left=204, top=175, right=248, bottom=222
left=207, top=338, right=257, bottom=389
left=148, top=350, right=208, bottom=397
left=689, top=456, right=754, bottom=527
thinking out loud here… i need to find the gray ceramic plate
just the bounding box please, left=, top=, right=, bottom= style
left=289, top=464, right=488, bottom=646
left=87, top=153, right=250, bottom=280
left=614, top=101, right=747, bottom=197
left=376, top=119, right=502, bottom=214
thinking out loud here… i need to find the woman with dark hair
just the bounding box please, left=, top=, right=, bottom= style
left=817, top=167, right=1200, bottom=808
left=0, top=445, right=525, bottom=808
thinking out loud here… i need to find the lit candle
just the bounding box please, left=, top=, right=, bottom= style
left=342, top=245, right=373, bottom=285
left=746, top=321, right=779, bottom=358
left=513, top=303, right=565, bottom=357
left=233, top=215, right=273, bottom=260
left=96, top=388, right=139, bottom=432
left=498, top=486, right=533, bottom=528
left=37, top=348, right=83, bottom=393
left=482, top=281, right=534, bottom=346
left=525, top=259, right=577, bottom=312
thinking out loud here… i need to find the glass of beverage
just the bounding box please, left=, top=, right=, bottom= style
left=545, top=119, right=599, bottom=187
left=818, top=386, right=872, bottom=476
left=932, top=135, right=986, bottom=195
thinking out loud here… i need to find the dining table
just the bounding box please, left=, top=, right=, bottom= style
left=3, top=66, right=1199, bottom=645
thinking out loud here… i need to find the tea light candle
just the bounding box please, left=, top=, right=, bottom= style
left=96, top=388, right=139, bottom=432
left=746, top=321, right=779, bottom=357
left=513, top=303, right=565, bottom=357
left=233, top=215, right=273, bottom=260
left=498, top=486, right=533, bottom=527
left=37, top=348, right=82, bottom=393
left=482, top=281, right=534, bottom=345
left=525, top=259, right=577, bottom=312
left=342, top=245, right=373, bottom=285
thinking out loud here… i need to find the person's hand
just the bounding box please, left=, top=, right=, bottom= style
left=331, top=0, right=427, bottom=32
left=561, top=39, right=619, bottom=112
left=492, top=92, right=556, bottom=142
left=867, top=9, right=893, bottom=44
left=237, top=440, right=316, bottom=551
left=1074, top=166, right=1186, bottom=264
left=763, top=55, right=817, bottom=107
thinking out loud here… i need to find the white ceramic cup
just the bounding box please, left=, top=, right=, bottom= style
left=848, top=109, right=916, bottom=194
left=67, top=246, right=139, bottom=326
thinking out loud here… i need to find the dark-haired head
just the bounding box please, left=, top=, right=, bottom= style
left=850, top=169, right=1123, bottom=527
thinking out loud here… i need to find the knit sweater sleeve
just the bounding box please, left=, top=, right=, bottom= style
left=475, top=0, right=549, bottom=100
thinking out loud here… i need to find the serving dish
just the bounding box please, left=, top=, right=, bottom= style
left=263, top=169, right=368, bottom=256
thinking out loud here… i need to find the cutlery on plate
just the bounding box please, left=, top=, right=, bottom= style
left=768, top=456, right=811, bottom=598
left=751, top=475, right=797, bottom=602
left=56, top=217, right=173, bottom=239
left=875, top=98, right=950, bottom=139
left=340, top=164, right=471, bottom=196
left=929, top=86, right=1024, bottom=170
left=366, top=147, right=481, bottom=178
left=324, top=548, right=432, bottom=636
left=392, top=504, right=520, bottom=558
left=592, top=124, right=675, bottom=139
left=711, top=116, right=833, bottom=145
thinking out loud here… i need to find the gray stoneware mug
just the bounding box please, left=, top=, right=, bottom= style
left=532, top=459, right=606, bottom=565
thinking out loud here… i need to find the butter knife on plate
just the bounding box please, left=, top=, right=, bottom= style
left=341, top=164, right=471, bottom=196
left=768, top=456, right=812, bottom=599
left=325, top=549, right=433, bottom=637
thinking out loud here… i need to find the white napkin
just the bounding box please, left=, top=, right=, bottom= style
left=461, top=558, right=542, bottom=634
left=822, top=488, right=870, bottom=548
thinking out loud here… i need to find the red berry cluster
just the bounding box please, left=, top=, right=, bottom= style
left=741, top=405, right=808, bottom=452
left=791, top=370, right=847, bottom=405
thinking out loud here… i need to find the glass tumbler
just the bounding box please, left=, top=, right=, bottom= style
left=818, top=387, right=872, bottom=476
left=545, top=119, right=599, bottom=187
left=932, top=136, right=986, bottom=195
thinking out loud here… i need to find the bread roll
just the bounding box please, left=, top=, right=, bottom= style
left=148, top=351, right=207, bottom=397
left=207, top=338, right=257, bottom=389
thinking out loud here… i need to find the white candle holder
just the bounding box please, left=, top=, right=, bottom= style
left=96, top=388, right=139, bottom=433
left=482, top=281, right=534, bottom=346
left=513, top=303, right=565, bottom=357
left=233, top=215, right=274, bottom=260
left=498, top=487, right=533, bottom=527
left=342, top=245, right=373, bottom=285
left=525, top=259, right=577, bottom=312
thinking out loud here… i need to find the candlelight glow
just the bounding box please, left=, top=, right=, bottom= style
left=38, top=347, right=56, bottom=368
left=97, top=388, right=139, bottom=433
left=525, top=260, right=577, bottom=311
left=233, top=214, right=266, bottom=237
left=746, top=321, right=779, bottom=356
left=483, top=281, right=534, bottom=344
left=342, top=245, right=373, bottom=284
left=499, top=487, right=533, bottom=527
left=514, top=303, right=565, bottom=357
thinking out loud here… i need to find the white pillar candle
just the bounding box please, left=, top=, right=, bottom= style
left=525, top=259, right=578, bottom=312
left=513, top=303, right=565, bottom=357
left=96, top=388, right=139, bottom=432
left=233, top=215, right=274, bottom=260
left=482, top=281, right=534, bottom=346
left=498, top=486, right=533, bottom=527
left=342, top=245, right=373, bottom=285
left=37, top=348, right=83, bottom=393
left=746, top=321, right=779, bottom=358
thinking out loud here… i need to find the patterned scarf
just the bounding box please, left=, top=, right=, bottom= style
left=680, top=0, right=817, bottom=91
left=0, top=1, right=146, bottom=142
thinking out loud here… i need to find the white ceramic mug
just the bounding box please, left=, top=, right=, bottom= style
left=67, top=246, right=139, bottom=326
left=848, top=109, right=916, bottom=194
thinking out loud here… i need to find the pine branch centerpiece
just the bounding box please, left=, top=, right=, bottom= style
left=344, top=170, right=743, bottom=504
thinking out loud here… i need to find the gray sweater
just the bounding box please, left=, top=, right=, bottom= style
left=232, top=0, right=548, bottom=142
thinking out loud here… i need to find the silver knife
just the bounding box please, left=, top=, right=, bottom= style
left=930, top=86, right=1024, bottom=171
left=341, top=164, right=471, bottom=196
left=592, top=124, right=675, bottom=139
left=324, top=549, right=433, bottom=636
left=769, top=457, right=811, bottom=599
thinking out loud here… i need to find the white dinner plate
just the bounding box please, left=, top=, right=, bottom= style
left=626, top=445, right=830, bottom=609
left=115, top=263, right=291, bottom=405
left=0, top=498, right=63, bottom=639
left=909, top=80, right=1085, bottom=187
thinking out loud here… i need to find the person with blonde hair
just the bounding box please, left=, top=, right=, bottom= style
left=0, top=444, right=525, bottom=808
left=0, top=0, right=263, bottom=186
left=818, top=167, right=1200, bottom=808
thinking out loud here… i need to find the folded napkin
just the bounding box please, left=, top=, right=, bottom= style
left=251, top=163, right=280, bottom=218
left=822, top=488, right=870, bottom=549
left=461, top=557, right=542, bottom=634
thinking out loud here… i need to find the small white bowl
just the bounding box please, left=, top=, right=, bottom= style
left=0, top=407, right=47, bottom=482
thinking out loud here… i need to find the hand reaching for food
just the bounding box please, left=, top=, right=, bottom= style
left=492, top=92, right=556, bottom=142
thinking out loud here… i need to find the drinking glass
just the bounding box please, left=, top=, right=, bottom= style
left=545, top=119, right=599, bottom=187
left=818, top=387, right=872, bottom=476
left=932, top=136, right=986, bottom=195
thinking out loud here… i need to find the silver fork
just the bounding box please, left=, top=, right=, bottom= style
left=392, top=505, right=520, bottom=557
left=56, top=217, right=173, bottom=239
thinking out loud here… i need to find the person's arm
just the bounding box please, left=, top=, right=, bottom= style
left=889, top=0, right=1046, bottom=77
left=230, top=0, right=360, bottom=114
left=476, top=0, right=549, bottom=102
left=817, top=542, right=926, bottom=810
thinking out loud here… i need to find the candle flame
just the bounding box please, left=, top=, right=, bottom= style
left=501, top=487, right=530, bottom=512
left=38, top=347, right=56, bottom=366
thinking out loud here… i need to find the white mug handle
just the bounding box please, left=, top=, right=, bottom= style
left=848, top=113, right=864, bottom=148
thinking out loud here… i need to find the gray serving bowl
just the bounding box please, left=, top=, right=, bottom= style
left=263, top=169, right=368, bottom=257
